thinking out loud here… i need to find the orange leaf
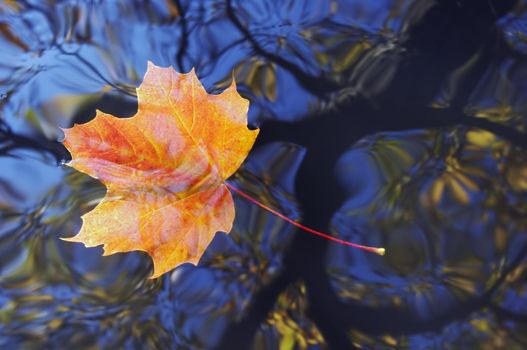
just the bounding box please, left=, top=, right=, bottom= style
left=62, top=62, right=259, bottom=278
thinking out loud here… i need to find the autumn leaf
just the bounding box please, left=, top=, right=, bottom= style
left=62, top=62, right=259, bottom=278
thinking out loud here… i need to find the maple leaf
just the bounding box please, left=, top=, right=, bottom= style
left=62, top=62, right=259, bottom=278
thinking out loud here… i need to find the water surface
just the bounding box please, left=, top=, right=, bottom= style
left=1, top=1, right=527, bottom=349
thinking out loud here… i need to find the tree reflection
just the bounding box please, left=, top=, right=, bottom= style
left=0, top=0, right=526, bottom=349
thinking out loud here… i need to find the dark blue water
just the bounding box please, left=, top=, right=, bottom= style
left=1, top=1, right=527, bottom=349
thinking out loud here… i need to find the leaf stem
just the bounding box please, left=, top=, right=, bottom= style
left=225, top=182, right=385, bottom=255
